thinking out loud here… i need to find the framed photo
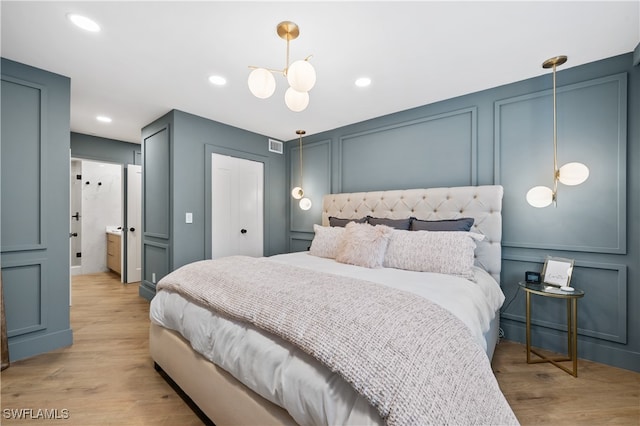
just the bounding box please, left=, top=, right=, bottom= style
left=542, top=256, right=574, bottom=287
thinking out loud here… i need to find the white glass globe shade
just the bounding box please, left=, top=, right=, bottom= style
left=287, top=60, right=316, bottom=92
left=284, top=87, right=309, bottom=112
left=558, top=162, right=589, bottom=186
left=526, top=186, right=554, bottom=208
left=299, top=197, right=312, bottom=211
left=248, top=68, right=276, bottom=99
left=291, top=186, right=304, bottom=200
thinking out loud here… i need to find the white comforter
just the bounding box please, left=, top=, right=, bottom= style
left=150, top=252, right=505, bottom=425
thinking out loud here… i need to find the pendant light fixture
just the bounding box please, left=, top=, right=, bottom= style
left=248, top=21, right=316, bottom=112
left=526, top=56, right=589, bottom=208
left=291, top=130, right=312, bottom=210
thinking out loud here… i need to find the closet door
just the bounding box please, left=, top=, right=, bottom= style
left=211, top=153, right=264, bottom=259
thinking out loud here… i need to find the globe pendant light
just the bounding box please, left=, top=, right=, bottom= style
left=247, top=68, right=276, bottom=99
left=526, top=56, right=589, bottom=208
left=284, top=87, right=309, bottom=112
left=291, top=130, right=312, bottom=210
left=558, top=162, right=590, bottom=186
left=287, top=59, right=316, bottom=92
left=247, top=21, right=316, bottom=112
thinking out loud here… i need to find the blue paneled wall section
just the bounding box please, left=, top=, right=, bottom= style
left=286, top=53, right=639, bottom=372
left=139, top=109, right=287, bottom=300
left=1, top=58, right=73, bottom=361
left=71, top=132, right=141, bottom=166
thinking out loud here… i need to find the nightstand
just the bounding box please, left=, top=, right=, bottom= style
left=518, top=281, right=585, bottom=377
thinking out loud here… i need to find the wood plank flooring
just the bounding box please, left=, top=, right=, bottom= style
left=2, top=272, right=639, bottom=425
left=1, top=273, right=202, bottom=425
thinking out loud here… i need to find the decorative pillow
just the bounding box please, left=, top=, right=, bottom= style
left=329, top=216, right=367, bottom=227
left=309, top=224, right=345, bottom=259
left=367, top=216, right=412, bottom=230
left=335, top=222, right=394, bottom=268
left=383, top=230, right=485, bottom=280
left=410, top=217, right=474, bottom=232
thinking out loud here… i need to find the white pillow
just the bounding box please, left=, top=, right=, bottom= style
left=309, top=224, right=345, bottom=259
left=383, top=230, right=484, bottom=280
left=335, top=222, right=394, bottom=268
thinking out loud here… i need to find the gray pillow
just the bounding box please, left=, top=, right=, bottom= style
left=410, top=217, right=474, bottom=232
left=328, top=216, right=367, bottom=227
left=367, top=216, right=412, bottom=230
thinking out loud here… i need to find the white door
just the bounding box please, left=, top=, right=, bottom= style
left=211, top=154, right=264, bottom=259
left=126, top=164, right=142, bottom=282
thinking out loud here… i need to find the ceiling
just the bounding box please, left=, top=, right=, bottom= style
left=2, top=1, right=638, bottom=144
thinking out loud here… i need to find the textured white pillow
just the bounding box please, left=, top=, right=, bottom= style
left=383, top=230, right=485, bottom=280
left=335, top=222, right=394, bottom=268
left=309, top=224, right=345, bottom=259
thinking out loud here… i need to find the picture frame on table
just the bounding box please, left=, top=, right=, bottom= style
left=542, top=256, right=575, bottom=287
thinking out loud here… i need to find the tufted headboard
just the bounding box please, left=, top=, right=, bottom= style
left=322, top=185, right=504, bottom=283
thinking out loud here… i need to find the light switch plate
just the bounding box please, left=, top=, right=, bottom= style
left=185, top=212, right=193, bottom=224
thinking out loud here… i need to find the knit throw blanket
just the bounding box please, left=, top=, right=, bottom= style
left=157, top=256, right=518, bottom=426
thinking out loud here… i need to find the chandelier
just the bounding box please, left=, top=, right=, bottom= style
left=247, top=21, right=316, bottom=112
left=526, top=56, right=589, bottom=208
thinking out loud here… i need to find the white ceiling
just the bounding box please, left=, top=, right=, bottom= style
left=2, top=1, right=638, bottom=144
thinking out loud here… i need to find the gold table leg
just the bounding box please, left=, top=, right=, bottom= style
left=571, top=298, right=578, bottom=377
left=525, top=291, right=531, bottom=364
left=525, top=289, right=579, bottom=377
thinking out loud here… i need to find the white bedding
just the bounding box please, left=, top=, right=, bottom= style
left=150, top=251, right=505, bottom=425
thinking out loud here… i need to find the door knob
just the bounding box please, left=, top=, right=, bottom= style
left=129, top=227, right=135, bottom=232
left=240, top=229, right=247, bottom=234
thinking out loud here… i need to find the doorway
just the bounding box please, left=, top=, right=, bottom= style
left=211, top=153, right=264, bottom=259
left=69, top=159, right=142, bottom=284
left=70, top=159, right=122, bottom=276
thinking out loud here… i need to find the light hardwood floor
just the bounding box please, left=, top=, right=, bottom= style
left=2, top=272, right=639, bottom=425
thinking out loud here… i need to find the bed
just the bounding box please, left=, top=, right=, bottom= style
left=149, top=185, right=517, bottom=425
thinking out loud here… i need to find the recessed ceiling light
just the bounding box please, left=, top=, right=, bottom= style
left=208, top=75, right=227, bottom=86
left=355, top=77, right=372, bottom=88
left=67, top=13, right=101, bottom=33
left=96, top=115, right=112, bottom=123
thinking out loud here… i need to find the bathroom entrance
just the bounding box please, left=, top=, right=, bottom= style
left=70, top=159, right=123, bottom=277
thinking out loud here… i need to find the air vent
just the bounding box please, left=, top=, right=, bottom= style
left=268, top=138, right=283, bottom=154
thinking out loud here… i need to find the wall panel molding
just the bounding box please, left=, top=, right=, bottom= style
left=143, top=125, right=171, bottom=239
left=142, top=241, right=170, bottom=292
left=1, top=76, right=47, bottom=252
left=2, top=259, right=47, bottom=337
left=502, top=254, right=627, bottom=344
left=337, top=107, right=478, bottom=193
left=496, top=73, right=627, bottom=254
left=289, top=236, right=313, bottom=253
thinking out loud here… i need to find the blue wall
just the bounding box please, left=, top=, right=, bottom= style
left=1, top=58, right=73, bottom=361
left=287, top=53, right=639, bottom=372
left=71, top=132, right=141, bottom=166
left=139, top=110, right=288, bottom=300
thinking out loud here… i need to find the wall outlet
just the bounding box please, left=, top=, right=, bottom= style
left=152, top=272, right=156, bottom=284
left=185, top=212, right=193, bottom=224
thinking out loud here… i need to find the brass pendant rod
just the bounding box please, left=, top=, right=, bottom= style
left=542, top=55, right=566, bottom=207
left=552, top=62, right=558, bottom=180
left=552, top=62, right=558, bottom=206
left=247, top=65, right=286, bottom=75
left=285, top=38, right=290, bottom=77
left=297, top=131, right=305, bottom=188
